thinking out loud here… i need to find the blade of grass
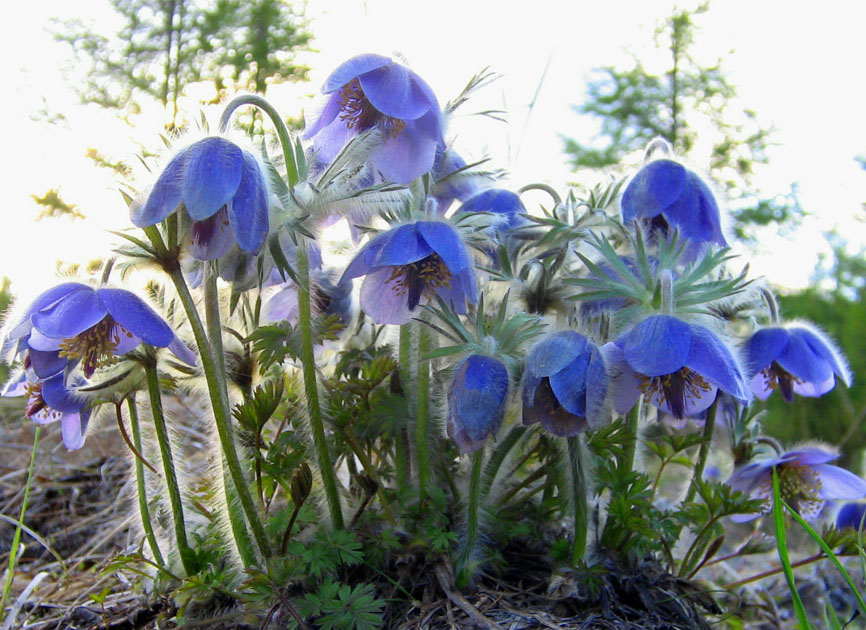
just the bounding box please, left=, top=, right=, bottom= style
left=772, top=467, right=811, bottom=630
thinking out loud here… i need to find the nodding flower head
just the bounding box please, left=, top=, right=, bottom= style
left=522, top=331, right=609, bottom=437
left=607, top=314, right=749, bottom=419
left=745, top=323, right=851, bottom=403
left=131, top=137, right=270, bottom=260
left=621, top=158, right=726, bottom=250
left=835, top=502, right=866, bottom=531
left=4, top=283, right=195, bottom=377
left=727, top=447, right=866, bottom=521
left=340, top=220, right=477, bottom=325
left=447, top=354, right=509, bottom=453
left=3, top=372, right=92, bottom=450
left=458, top=188, right=528, bottom=238
left=305, top=54, right=445, bottom=184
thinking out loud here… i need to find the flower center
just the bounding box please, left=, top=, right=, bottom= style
left=338, top=79, right=407, bottom=138
left=58, top=316, right=131, bottom=377
left=386, top=253, right=453, bottom=310
left=24, top=382, right=61, bottom=421
left=761, top=361, right=803, bottom=403
left=776, top=463, right=824, bottom=518
left=639, top=366, right=712, bottom=419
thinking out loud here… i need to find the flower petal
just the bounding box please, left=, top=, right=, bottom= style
left=777, top=330, right=833, bottom=385
left=5, top=283, right=88, bottom=343
left=794, top=326, right=852, bottom=386
left=447, top=355, right=508, bottom=452
left=358, top=62, right=432, bottom=121
left=685, top=324, right=749, bottom=401
left=371, top=113, right=441, bottom=184
left=182, top=138, right=244, bottom=221
left=31, top=286, right=106, bottom=340
left=526, top=331, right=586, bottom=378
left=131, top=149, right=188, bottom=226
left=359, top=268, right=414, bottom=325
left=97, top=288, right=174, bottom=348
left=370, top=224, right=431, bottom=267
left=61, top=409, right=91, bottom=451
left=746, top=327, right=790, bottom=377
left=41, top=373, right=84, bottom=413
left=816, top=465, right=866, bottom=500
left=190, top=208, right=235, bottom=261
left=584, top=345, right=610, bottom=428
left=322, top=53, right=392, bottom=93
left=28, top=349, right=68, bottom=379
left=602, top=342, right=643, bottom=415
left=229, top=151, right=269, bottom=254
left=168, top=337, right=197, bottom=366
left=621, top=159, right=687, bottom=223
left=416, top=220, right=472, bottom=274
left=618, top=315, right=691, bottom=377
left=341, top=232, right=388, bottom=280
left=789, top=447, right=840, bottom=466
left=661, top=171, right=725, bottom=245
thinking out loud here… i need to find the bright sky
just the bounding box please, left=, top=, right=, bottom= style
left=2, top=0, right=865, bottom=308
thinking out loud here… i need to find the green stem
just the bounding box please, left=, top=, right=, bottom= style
left=622, top=397, right=642, bottom=472
left=166, top=265, right=265, bottom=563
left=567, top=436, right=588, bottom=564
left=772, top=468, right=812, bottom=629
left=395, top=325, right=412, bottom=488
left=683, top=398, right=719, bottom=505
left=457, top=449, right=485, bottom=588
left=0, top=427, right=40, bottom=623
left=295, top=244, right=344, bottom=529
left=416, top=323, right=431, bottom=502
left=342, top=424, right=397, bottom=526
left=144, top=360, right=197, bottom=576
left=124, top=399, right=165, bottom=567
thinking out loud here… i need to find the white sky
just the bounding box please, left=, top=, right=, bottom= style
left=1, top=0, right=865, bottom=307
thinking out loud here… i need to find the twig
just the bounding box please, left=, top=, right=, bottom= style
left=433, top=564, right=503, bottom=630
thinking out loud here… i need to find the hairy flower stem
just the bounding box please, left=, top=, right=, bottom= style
left=457, top=449, right=485, bottom=589
left=0, top=427, right=40, bottom=622
left=123, top=398, right=165, bottom=567
left=341, top=423, right=396, bottom=526
left=683, top=398, right=719, bottom=505
left=296, top=245, right=344, bottom=530
left=166, top=265, right=264, bottom=564
left=622, top=397, right=643, bottom=472
left=143, top=361, right=196, bottom=576
left=416, top=322, right=432, bottom=503
left=567, top=436, right=588, bottom=564
left=395, top=325, right=413, bottom=488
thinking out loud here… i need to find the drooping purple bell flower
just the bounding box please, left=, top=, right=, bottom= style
left=447, top=355, right=509, bottom=453
left=4, top=283, right=195, bottom=377
left=606, top=314, right=749, bottom=419
left=430, top=149, right=478, bottom=214
left=522, top=331, right=608, bottom=436
left=305, top=54, right=445, bottom=185
left=727, top=447, right=866, bottom=521
left=835, top=502, right=866, bottom=531
left=745, top=323, right=851, bottom=403
left=621, top=158, right=726, bottom=249
left=131, top=137, right=270, bottom=260
left=341, top=220, right=477, bottom=325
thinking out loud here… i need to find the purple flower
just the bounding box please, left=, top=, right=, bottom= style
left=4, top=283, right=195, bottom=377
left=607, top=314, right=749, bottom=419
left=3, top=372, right=92, bottom=450
left=447, top=355, right=509, bottom=453
left=621, top=158, right=726, bottom=248
left=430, top=149, right=477, bottom=214
left=341, top=221, right=477, bottom=325
left=727, top=447, right=866, bottom=520
left=459, top=188, right=528, bottom=236
left=131, top=137, right=270, bottom=260
left=305, top=54, right=445, bottom=184
left=835, top=502, right=866, bottom=531
left=745, top=323, right=851, bottom=403
left=262, top=269, right=352, bottom=327
left=522, top=331, right=608, bottom=436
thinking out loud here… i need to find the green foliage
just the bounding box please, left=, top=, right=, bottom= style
left=53, top=0, right=311, bottom=127
left=31, top=188, right=85, bottom=221
left=295, top=580, right=385, bottom=630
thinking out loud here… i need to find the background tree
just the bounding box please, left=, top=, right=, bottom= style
left=563, top=4, right=799, bottom=239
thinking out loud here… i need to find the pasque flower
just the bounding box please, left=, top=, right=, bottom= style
left=727, top=447, right=866, bottom=521
left=305, top=54, right=445, bottom=184
left=621, top=158, right=726, bottom=248
left=131, top=137, right=270, bottom=260
left=447, top=355, right=509, bottom=453
left=745, top=323, right=851, bottom=402
left=4, top=282, right=195, bottom=377
left=522, top=331, right=608, bottom=436
left=835, top=502, right=866, bottom=531
left=3, top=372, right=92, bottom=450
left=607, top=314, right=749, bottom=419
left=341, top=220, right=477, bottom=325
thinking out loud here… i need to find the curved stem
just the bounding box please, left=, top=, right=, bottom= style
left=143, top=361, right=196, bottom=576
left=622, top=397, right=643, bottom=472
left=395, top=325, right=412, bottom=488
left=415, top=322, right=431, bottom=502
left=518, top=182, right=562, bottom=206
left=456, top=449, right=485, bottom=588
left=166, top=265, right=265, bottom=563
left=567, top=436, right=588, bottom=564
left=295, top=245, right=344, bottom=529
left=122, top=399, right=165, bottom=567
